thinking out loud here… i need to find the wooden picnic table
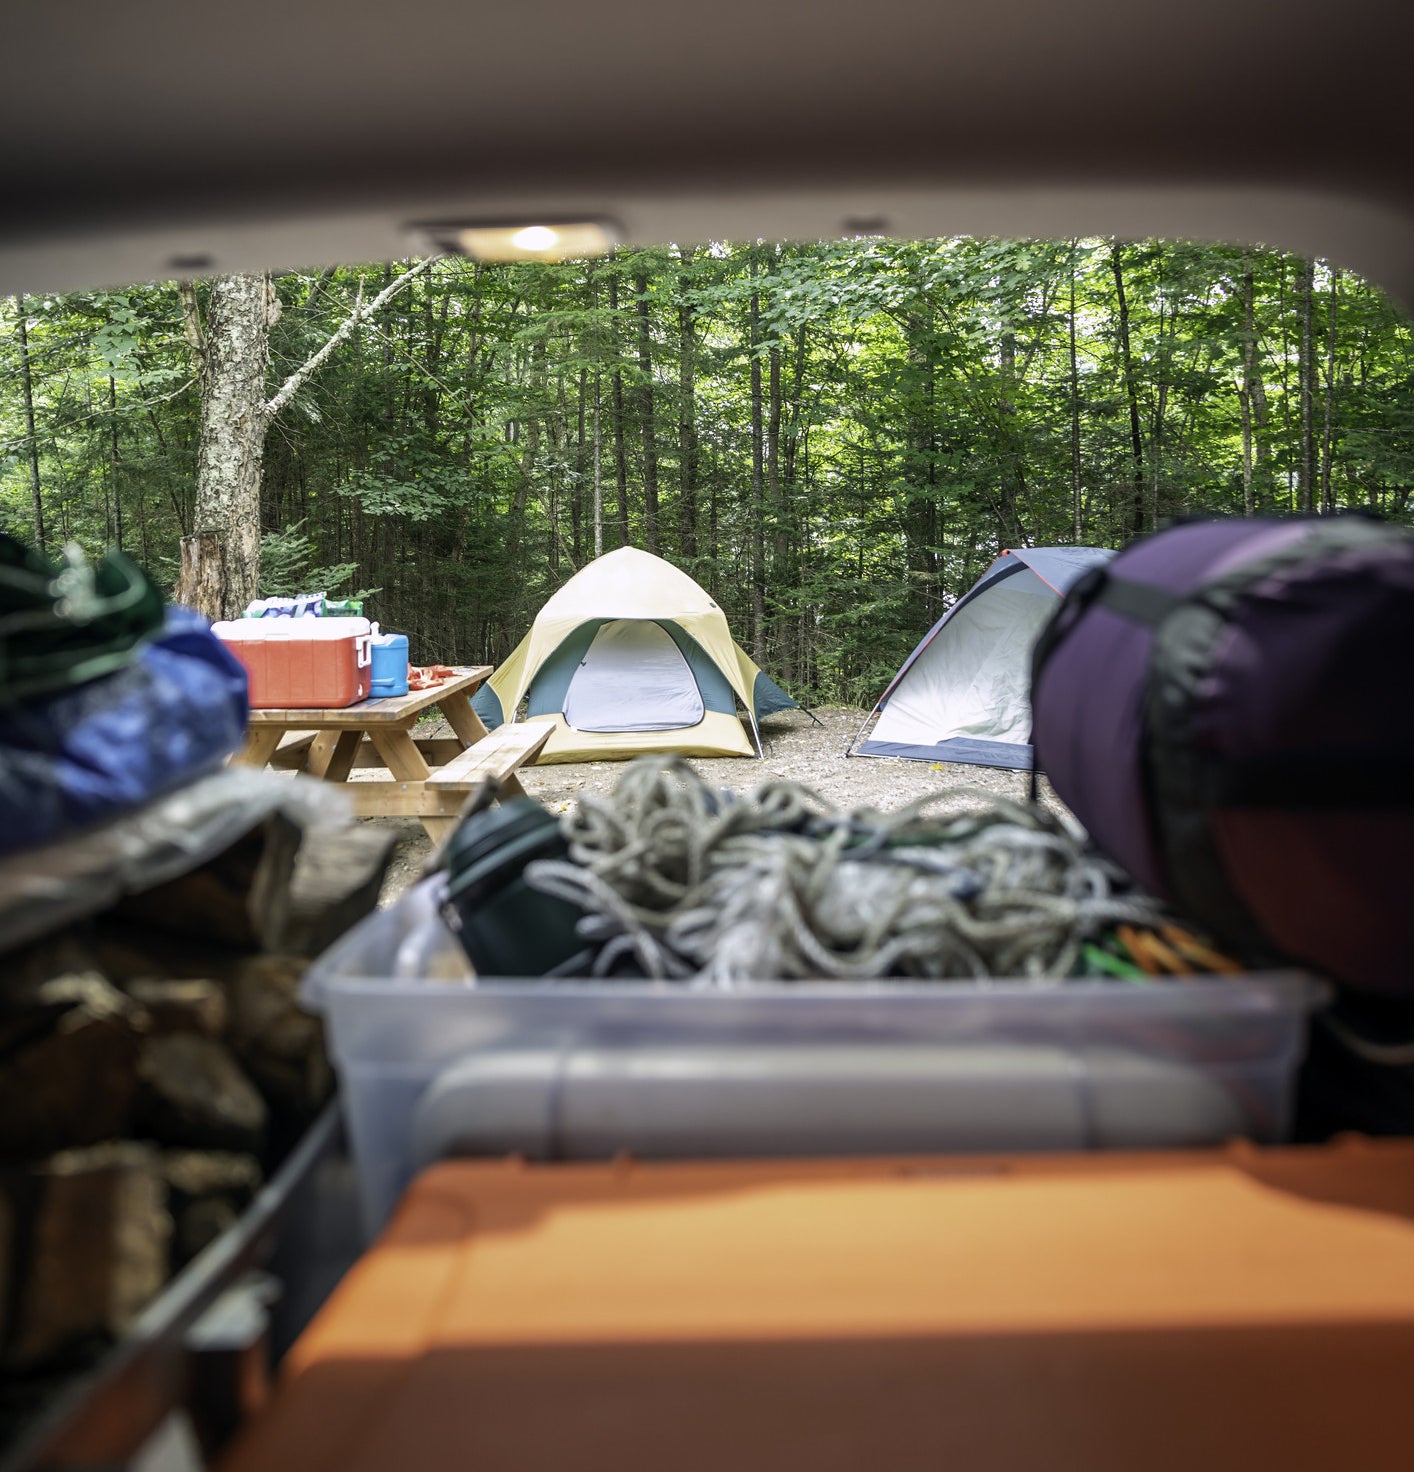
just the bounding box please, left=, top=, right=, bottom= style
left=232, top=666, right=511, bottom=840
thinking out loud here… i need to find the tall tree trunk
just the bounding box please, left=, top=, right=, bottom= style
left=589, top=265, right=604, bottom=558
left=906, top=308, right=943, bottom=618
left=1278, top=258, right=1294, bottom=508
left=708, top=451, right=720, bottom=592
left=633, top=271, right=660, bottom=554
left=380, top=265, right=396, bottom=613
left=423, top=282, right=449, bottom=437
left=783, top=320, right=808, bottom=493
left=1239, top=258, right=1256, bottom=515
left=179, top=273, right=272, bottom=619
left=1109, top=242, right=1146, bottom=537
left=677, top=250, right=698, bottom=558
left=767, top=334, right=783, bottom=651
left=1299, top=257, right=1315, bottom=513
left=1149, top=295, right=1168, bottom=526
left=547, top=373, right=566, bottom=579
left=508, top=331, right=547, bottom=568
left=16, top=300, right=44, bottom=550
left=573, top=363, right=586, bottom=560
left=1321, top=265, right=1340, bottom=514
left=749, top=261, right=766, bottom=662
left=997, top=326, right=1022, bottom=544
left=107, top=374, right=124, bottom=551
left=593, top=365, right=604, bottom=557
left=1069, top=245, right=1083, bottom=539
left=608, top=268, right=629, bottom=547
left=134, top=455, right=150, bottom=568
left=781, top=317, right=809, bottom=683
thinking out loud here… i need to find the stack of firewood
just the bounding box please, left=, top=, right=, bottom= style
left=0, top=787, right=396, bottom=1419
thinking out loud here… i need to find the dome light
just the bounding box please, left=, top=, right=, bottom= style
left=412, top=219, right=619, bottom=262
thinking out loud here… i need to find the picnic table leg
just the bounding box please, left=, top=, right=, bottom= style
left=366, top=727, right=432, bottom=783
left=305, top=731, right=339, bottom=776
left=233, top=728, right=284, bottom=767
left=436, top=690, right=491, bottom=748
left=365, top=727, right=452, bottom=841
left=308, top=730, right=363, bottom=782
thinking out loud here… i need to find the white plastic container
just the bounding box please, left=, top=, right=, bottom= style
left=301, top=883, right=1325, bottom=1237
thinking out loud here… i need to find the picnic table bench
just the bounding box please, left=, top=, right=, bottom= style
left=232, top=667, right=553, bottom=839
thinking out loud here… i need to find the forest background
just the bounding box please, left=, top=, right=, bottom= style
left=3, top=236, right=1412, bottom=707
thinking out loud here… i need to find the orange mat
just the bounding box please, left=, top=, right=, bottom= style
left=223, top=1140, right=1414, bottom=1472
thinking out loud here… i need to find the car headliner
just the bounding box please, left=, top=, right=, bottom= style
left=3, top=1, right=1412, bottom=303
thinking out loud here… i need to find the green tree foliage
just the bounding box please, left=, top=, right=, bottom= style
left=3, top=239, right=1412, bottom=702
left=257, top=521, right=367, bottom=601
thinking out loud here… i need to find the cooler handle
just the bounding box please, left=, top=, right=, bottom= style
left=355, top=634, right=372, bottom=667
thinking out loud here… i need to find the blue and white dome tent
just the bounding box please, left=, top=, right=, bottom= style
left=851, top=546, right=1113, bottom=771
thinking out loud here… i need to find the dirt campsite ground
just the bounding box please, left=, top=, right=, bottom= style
left=364, top=706, right=1064, bottom=903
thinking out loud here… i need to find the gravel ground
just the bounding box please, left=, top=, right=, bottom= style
left=368, top=706, right=1065, bottom=903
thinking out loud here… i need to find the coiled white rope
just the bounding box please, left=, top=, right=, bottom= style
left=524, top=757, right=1168, bottom=986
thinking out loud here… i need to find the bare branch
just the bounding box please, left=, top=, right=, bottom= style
left=301, top=264, right=338, bottom=312
left=263, top=254, right=445, bottom=421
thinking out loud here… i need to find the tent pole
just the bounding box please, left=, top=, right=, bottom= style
left=743, top=701, right=765, bottom=758
left=845, top=707, right=878, bottom=756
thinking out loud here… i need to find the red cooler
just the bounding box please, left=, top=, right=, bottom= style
left=212, top=617, right=373, bottom=708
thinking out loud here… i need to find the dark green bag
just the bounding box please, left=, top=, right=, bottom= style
left=0, top=535, right=165, bottom=706
left=440, top=798, right=590, bottom=977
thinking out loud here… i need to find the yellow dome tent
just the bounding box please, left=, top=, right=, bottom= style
left=471, top=547, right=805, bottom=764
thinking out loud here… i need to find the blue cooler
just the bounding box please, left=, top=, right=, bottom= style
left=370, top=626, right=409, bottom=698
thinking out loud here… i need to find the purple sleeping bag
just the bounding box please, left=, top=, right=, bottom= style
left=1030, top=516, right=1414, bottom=995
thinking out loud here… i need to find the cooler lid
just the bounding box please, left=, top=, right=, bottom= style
left=212, top=616, right=372, bottom=640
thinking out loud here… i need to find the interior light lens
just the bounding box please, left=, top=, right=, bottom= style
left=511, top=225, right=559, bottom=252
left=413, top=219, right=618, bottom=262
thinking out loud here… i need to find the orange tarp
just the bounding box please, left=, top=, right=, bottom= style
left=223, top=1140, right=1414, bottom=1472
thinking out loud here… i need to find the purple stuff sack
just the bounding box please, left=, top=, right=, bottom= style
left=1030, top=516, right=1414, bottom=996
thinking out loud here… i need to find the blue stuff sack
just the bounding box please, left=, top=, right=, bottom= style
left=0, top=607, right=250, bottom=856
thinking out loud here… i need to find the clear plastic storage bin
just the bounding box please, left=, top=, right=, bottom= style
left=301, top=880, right=1324, bottom=1237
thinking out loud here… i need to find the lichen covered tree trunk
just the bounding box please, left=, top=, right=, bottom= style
left=178, top=273, right=272, bottom=620
left=175, top=256, right=439, bottom=621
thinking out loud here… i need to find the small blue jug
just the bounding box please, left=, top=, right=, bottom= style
left=369, top=624, right=409, bottom=698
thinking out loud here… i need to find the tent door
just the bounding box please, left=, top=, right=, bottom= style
left=562, top=619, right=705, bottom=732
